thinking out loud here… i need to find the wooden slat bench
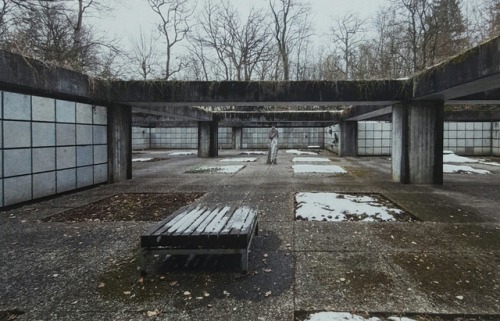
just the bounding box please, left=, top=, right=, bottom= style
left=139, top=205, right=258, bottom=274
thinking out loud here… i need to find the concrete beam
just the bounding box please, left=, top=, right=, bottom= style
left=0, top=49, right=102, bottom=103
left=345, top=106, right=392, bottom=121
left=413, top=35, right=500, bottom=101
left=444, top=110, right=500, bottom=122
left=220, top=121, right=337, bottom=127
left=132, top=105, right=213, bottom=121
left=112, top=80, right=411, bottom=106
left=214, top=111, right=343, bottom=123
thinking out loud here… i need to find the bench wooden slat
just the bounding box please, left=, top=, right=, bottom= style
left=179, top=206, right=217, bottom=235
left=144, top=204, right=197, bottom=236
left=141, top=205, right=258, bottom=249
left=201, top=206, right=232, bottom=236
left=167, top=206, right=205, bottom=235
left=191, top=207, right=224, bottom=236
left=236, top=209, right=257, bottom=236
left=222, top=207, right=251, bottom=234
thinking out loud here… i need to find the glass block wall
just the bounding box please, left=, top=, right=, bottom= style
left=493, top=122, right=500, bottom=156
left=444, top=122, right=492, bottom=156
left=150, top=127, right=198, bottom=149
left=1, top=91, right=108, bottom=207
left=241, top=127, right=324, bottom=149
left=324, top=124, right=340, bottom=154
left=132, top=126, right=325, bottom=150
left=357, top=121, right=392, bottom=156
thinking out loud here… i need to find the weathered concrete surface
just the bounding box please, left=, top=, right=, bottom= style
left=1, top=150, right=498, bottom=320
left=392, top=101, right=444, bottom=184
left=113, top=80, right=411, bottom=107
left=414, top=35, right=500, bottom=101
left=108, top=104, right=132, bottom=182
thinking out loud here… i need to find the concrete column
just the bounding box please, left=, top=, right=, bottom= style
left=339, top=121, right=358, bottom=157
left=198, top=121, right=218, bottom=157
left=232, top=127, right=243, bottom=150
left=392, top=101, right=444, bottom=184
left=108, top=104, right=132, bottom=183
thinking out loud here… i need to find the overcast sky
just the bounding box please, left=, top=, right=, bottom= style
left=92, top=0, right=390, bottom=45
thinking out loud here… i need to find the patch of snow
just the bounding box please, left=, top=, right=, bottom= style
left=286, top=149, right=318, bottom=155
left=220, top=158, right=257, bottom=162
left=293, top=157, right=331, bottom=162
left=169, top=152, right=196, bottom=156
left=296, top=192, right=404, bottom=222
left=444, top=164, right=490, bottom=175
left=293, top=165, right=347, bottom=174
left=443, top=153, right=479, bottom=163
left=240, top=151, right=267, bottom=155
left=132, top=158, right=153, bottom=162
left=443, top=150, right=454, bottom=155
left=189, top=165, right=245, bottom=174
left=480, top=161, right=500, bottom=166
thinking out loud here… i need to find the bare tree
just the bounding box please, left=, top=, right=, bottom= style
left=147, top=0, right=196, bottom=80
left=128, top=29, right=161, bottom=80
left=330, top=12, right=367, bottom=79
left=191, top=0, right=273, bottom=81
left=269, top=0, right=312, bottom=80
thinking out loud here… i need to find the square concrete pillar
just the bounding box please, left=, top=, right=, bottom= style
left=392, top=101, right=444, bottom=184
left=108, top=104, right=132, bottom=183
left=232, top=127, right=243, bottom=150
left=198, top=121, right=218, bottom=157
left=339, top=121, right=358, bottom=157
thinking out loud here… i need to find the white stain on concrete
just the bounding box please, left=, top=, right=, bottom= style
left=221, top=158, right=257, bottom=162
left=293, top=157, right=331, bottom=162
left=286, top=149, right=318, bottom=155
left=443, top=164, right=490, bottom=174
left=306, top=312, right=416, bottom=321
left=293, top=165, right=347, bottom=174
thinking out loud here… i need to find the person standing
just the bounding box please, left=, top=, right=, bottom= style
left=267, top=126, right=279, bottom=164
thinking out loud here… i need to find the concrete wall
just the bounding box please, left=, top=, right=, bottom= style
left=358, top=121, right=392, bottom=156
left=444, top=122, right=492, bottom=156
left=1, top=91, right=108, bottom=207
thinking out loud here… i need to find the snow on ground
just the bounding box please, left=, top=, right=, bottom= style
left=293, top=165, right=347, bottom=174
left=220, top=157, right=257, bottom=162
left=444, top=164, right=490, bottom=174
left=443, top=151, right=500, bottom=168
left=293, top=157, right=331, bottom=162
left=187, top=165, right=245, bottom=174
left=169, top=151, right=196, bottom=156
left=443, top=153, right=480, bottom=163
left=305, top=312, right=416, bottom=321
left=295, top=192, right=404, bottom=222
left=240, top=151, right=267, bottom=155
left=132, top=158, right=153, bottom=162
left=481, top=162, right=500, bottom=166
left=286, top=149, right=318, bottom=155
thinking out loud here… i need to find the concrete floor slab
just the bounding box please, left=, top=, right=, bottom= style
left=1, top=149, right=499, bottom=320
